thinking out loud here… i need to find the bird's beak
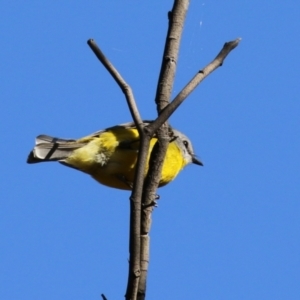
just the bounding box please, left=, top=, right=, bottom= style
left=192, top=156, right=203, bottom=166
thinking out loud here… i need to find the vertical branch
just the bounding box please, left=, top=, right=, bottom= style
left=125, top=133, right=151, bottom=300
left=86, top=38, right=149, bottom=300
left=155, top=0, right=189, bottom=112
left=137, top=1, right=190, bottom=299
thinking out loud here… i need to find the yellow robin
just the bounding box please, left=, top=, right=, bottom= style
left=27, top=121, right=202, bottom=190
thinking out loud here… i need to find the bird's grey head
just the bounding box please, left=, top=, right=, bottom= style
left=172, top=129, right=203, bottom=166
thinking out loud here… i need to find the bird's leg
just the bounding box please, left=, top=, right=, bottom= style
left=142, top=201, right=158, bottom=208
left=142, top=194, right=160, bottom=208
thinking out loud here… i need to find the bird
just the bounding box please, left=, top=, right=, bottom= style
left=27, top=121, right=203, bottom=190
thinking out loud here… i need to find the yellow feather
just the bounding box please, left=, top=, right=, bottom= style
left=65, top=128, right=186, bottom=190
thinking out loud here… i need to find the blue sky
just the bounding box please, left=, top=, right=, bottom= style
left=1, top=1, right=299, bottom=299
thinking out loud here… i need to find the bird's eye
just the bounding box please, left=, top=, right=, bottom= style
left=183, top=140, right=189, bottom=147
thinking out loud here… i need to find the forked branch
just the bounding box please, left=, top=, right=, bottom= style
left=87, top=2, right=240, bottom=299
left=149, top=38, right=241, bottom=134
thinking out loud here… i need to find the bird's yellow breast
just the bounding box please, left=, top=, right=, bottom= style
left=65, top=127, right=186, bottom=190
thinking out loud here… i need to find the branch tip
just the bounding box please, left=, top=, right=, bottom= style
left=224, top=38, right=242, bottom=51
left=101, top=294, right=108, bottom=300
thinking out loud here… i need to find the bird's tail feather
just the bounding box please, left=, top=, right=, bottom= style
left=27, top=135, right=84, bottom=164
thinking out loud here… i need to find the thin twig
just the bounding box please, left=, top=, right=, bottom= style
left=87, top=39, right=143, bottom=131
left=148, top=38, right=241, bottom=133
left=101, top=294, right=108, bottom=300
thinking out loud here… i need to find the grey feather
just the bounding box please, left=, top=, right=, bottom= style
left=27, top=135, right=84, bottom=164
left=35, top=135, right=76, bottom=145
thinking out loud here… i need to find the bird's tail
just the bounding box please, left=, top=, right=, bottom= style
left=27, top=135, right=84, bottom=164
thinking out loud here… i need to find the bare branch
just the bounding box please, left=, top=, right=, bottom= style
left=101, top=294, right=108, bottom=300
left=87, top=39, right=143, bottom=131
left=87, top=38, right=149, bottom=300
left=137, top=235, right=149, bottom=300
left=87, top=7, right=240, bottom=300
left=125, top=133, right=150, bottom=300
left=149, top=38, right=241, bottom=133
left=154, top=0, right=189, bottom=112
left=137, top=1, right=190, bottom=298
